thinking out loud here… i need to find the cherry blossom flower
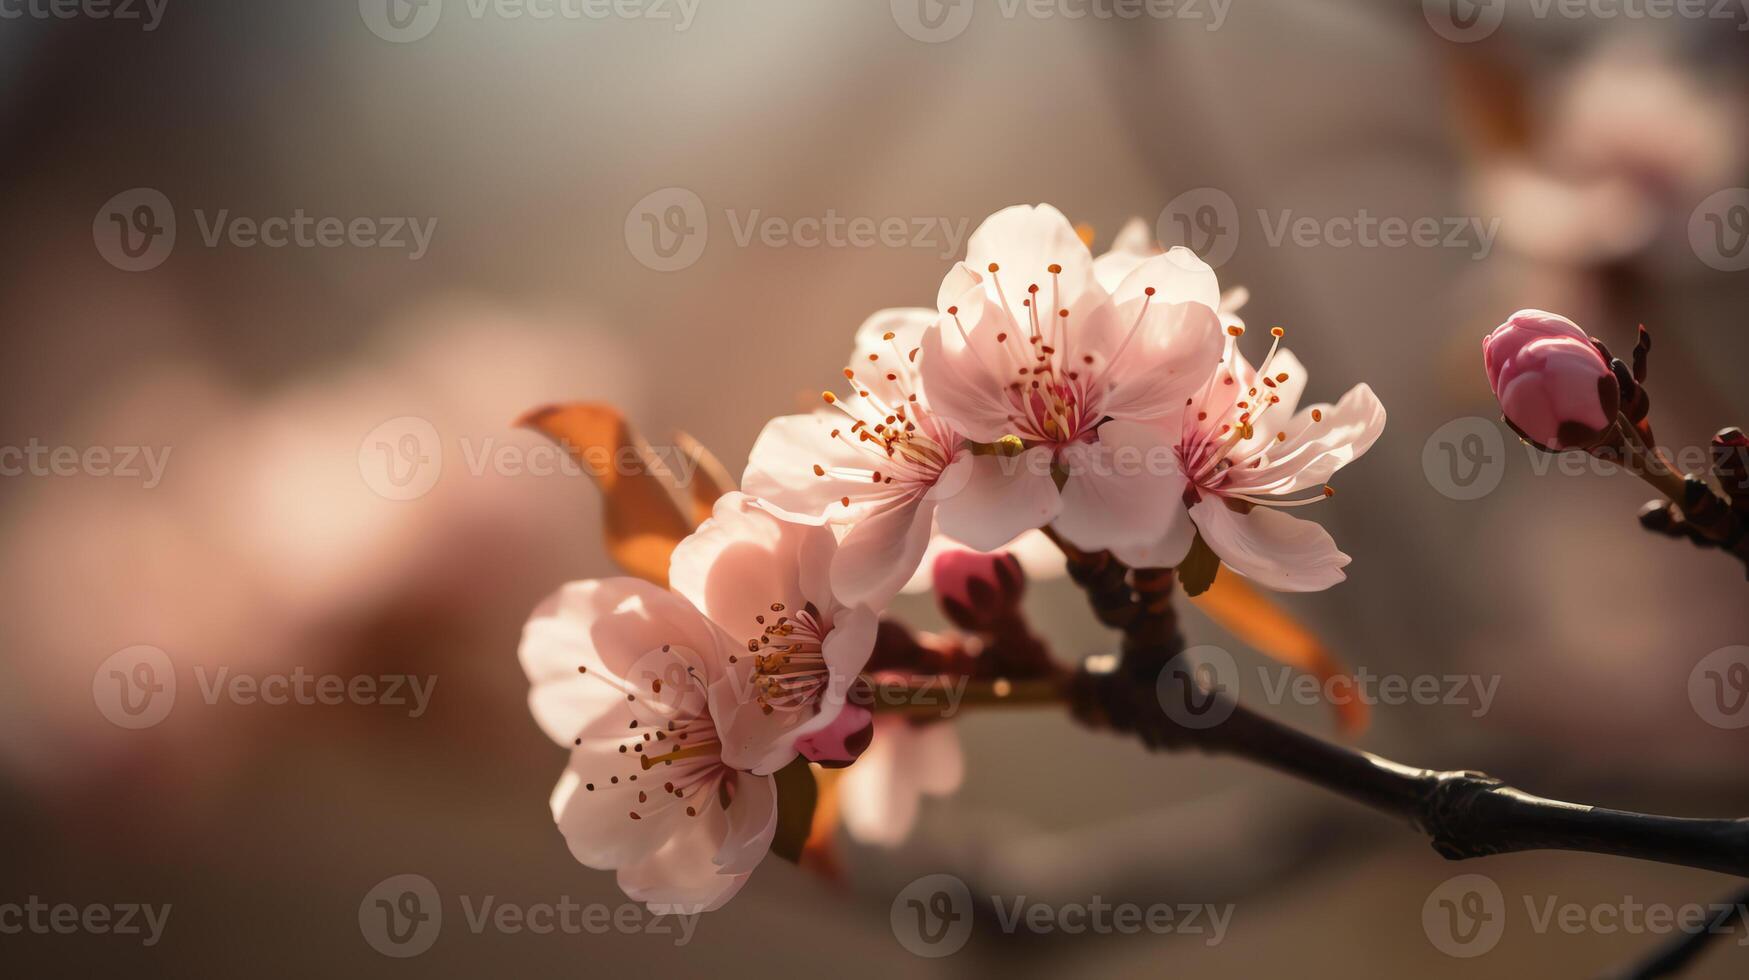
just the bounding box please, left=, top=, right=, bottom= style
left=1147, top=323, right=1386, bottom=590
left=1483, top=309, right=1619, bottom=451
left=742, top=309, right=1041, bottom=607
left=920, top=204, right=1225, bottom=564
left=669, top=493, right=880, bottom=774
left=837, top=716, right=964, bottom=847
left=519, top=577, right=774, bottom=913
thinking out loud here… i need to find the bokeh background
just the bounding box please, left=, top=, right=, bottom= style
left=4, top=0, right=1749, bottom=975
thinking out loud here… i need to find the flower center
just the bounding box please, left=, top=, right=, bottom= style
left=1178, top=324, right=1334, bottom=509
left=738, top=600, right=831, bottom=715
left=817, top=331, right=955, bottom=501
left=947, top=262, right=1158, bottom=447
left=569, top=648, right=729, bottom=822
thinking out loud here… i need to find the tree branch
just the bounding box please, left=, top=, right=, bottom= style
left=1048, top=539, right=1749, bottom=879
left=1073, top=658, right=1749, bottom=877
left=1605, top=882, right=1749, bottom=979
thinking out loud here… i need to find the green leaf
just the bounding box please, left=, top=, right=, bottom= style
left=1178, top=531, right=1221, bottom=598
left=769, top=758, right=818, bottom=864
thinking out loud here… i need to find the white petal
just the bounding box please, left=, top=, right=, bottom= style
left=1052, top=421, right=1185, bottom=554
left=918, top=295, right=1022, bottom=443
left=852, top=307, right=936, bottom=357
left=1110, top=245, right=1222, bottom=312
left=669, top=493, right=833, bottom=641
left=1091, top=217, right=1157, bottom=292
left=519, top=578, right=727, bottom=747
left=713, top=769, right=778, bottom=876
left=1190, top=497, right=1349, bottom=592
left=1098, top=298, right=1226, bottom=422
left=848, top=308, right=937, bottom=414
left=741, top=412, right=876, bottom=523
left=932, top=448, right=1062, bottom=552
left=1222, top=383, right=1386, bottom=497
left=964, top=203, right=1098, bottom=303
left=829, top=493, right=938, bottom=608
left=838, top=718, right=963, bottom=848
left=615, top=794, right=754, bottom=914
left=1110, top=502, right=1197, bottom=569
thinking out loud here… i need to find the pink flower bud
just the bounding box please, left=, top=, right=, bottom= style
left=796, top=703, right=873, bottom=768
left=1483, top=309, right=1621, bottom=451
left=931, top=550, right=1025, bottom=632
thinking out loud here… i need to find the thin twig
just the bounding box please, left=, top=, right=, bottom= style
left=1603, top=883, right=1749, bottom=980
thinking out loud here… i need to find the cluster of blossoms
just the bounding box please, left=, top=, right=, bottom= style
left=518, top=205, right=1387, bottom=911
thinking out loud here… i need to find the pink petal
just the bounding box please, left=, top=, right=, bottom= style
left=1190, top=497, right=1350, bottom=592
left=519, top=578, right=728, bottom=747
left=830, top=494, right=938, bottom=608
left=932, top=448, right=1062, bottom=552
left=1221, top=383, right=1386, bottom=497
left=1052, top=420, right=1185, bottom=555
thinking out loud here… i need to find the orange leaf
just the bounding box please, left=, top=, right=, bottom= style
left=516, top=403, right=694, bottom=587
left=673, top=430, right=736, bottom=526
left=1189, top=574, right=1369, bottom=735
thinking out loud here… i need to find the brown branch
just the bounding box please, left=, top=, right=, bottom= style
left=1606, top=882, right=1749, bottom=980
left=1049, top=543, right=1749, bottom=879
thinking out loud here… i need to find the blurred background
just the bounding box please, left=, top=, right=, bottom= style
left=4, top=0, right=1749, bottom=975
